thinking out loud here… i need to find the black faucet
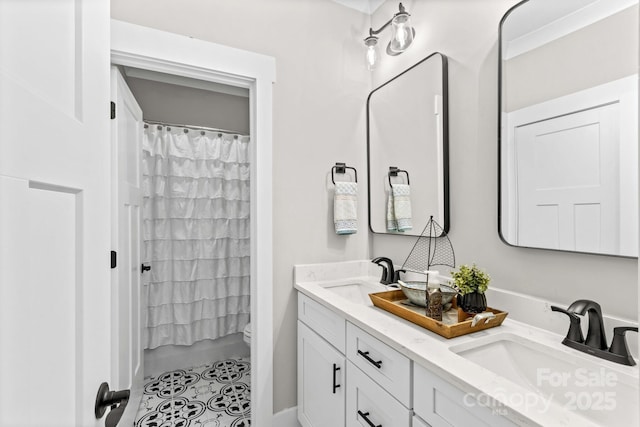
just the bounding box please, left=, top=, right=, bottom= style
left=551, top=306, right=584, bottom=343
left=567, top=299, right=608, bottom=350
left=371, top=257, right=395, bottom=285
left=393, top=268, right=406, bottom=284
left=552, top=299, right=638, bottom=366
left=609, top=327, right=639, bottom=366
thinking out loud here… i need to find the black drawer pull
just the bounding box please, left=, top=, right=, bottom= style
left=357, top=410, right=382, bottom=427
left=357, top=350, right=382, bottom=368
left=332, top=363, right=341, bottom=394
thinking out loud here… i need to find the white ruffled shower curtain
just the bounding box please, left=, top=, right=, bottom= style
left=142, top=124, right=250, bottom=349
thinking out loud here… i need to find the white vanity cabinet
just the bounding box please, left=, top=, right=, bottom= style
left=413, top=363, right=516, bottom=427
left=297, top=295, right=346, bottom=427
left=298, top=294, right=413, bottom=427
left=297, top=291, right=517, bottom=427
left=345, top=323, right=412, bottom=427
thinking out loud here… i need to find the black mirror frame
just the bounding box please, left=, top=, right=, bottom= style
left=497, top=0, right=636, bottom=258
left=366, top=52, right=450, bottom=236
left=497, top=0, right=527, bottom=250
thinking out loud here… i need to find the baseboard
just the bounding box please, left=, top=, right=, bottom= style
left=273, top=406, right=300, bottom=427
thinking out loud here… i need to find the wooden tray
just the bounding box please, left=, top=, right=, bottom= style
left=369, top=290, right=508, bottom=339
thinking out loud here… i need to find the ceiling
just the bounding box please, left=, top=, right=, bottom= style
left=331, top=0, right=385, bottom=14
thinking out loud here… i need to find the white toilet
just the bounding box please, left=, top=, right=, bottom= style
left=243, top=322, right=252, bottom=348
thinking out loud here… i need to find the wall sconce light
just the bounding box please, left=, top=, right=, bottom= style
left=364, top=3, right=416, bottom=70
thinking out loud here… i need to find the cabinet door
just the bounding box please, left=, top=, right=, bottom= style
left=298, top=321, right=345, bottom=427
left=346, top=361, right=411, bottom=427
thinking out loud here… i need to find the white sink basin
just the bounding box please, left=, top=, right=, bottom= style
left=450, top=333, right=639, bottom=425
left=319, top=281, right=387, bottom=305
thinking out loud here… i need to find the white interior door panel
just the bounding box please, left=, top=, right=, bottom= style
left=0, top=1, right=111, bottom=425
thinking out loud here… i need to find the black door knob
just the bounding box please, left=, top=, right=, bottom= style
left=95, top=382, right=129, bottom=426
left=141, top=264, right=151, bottom=273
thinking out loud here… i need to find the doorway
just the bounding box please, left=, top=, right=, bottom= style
left=111, top=19, right=275, bottom=426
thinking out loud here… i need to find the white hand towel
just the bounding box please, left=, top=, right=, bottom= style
left=387, top=184, right=412, bottom=232
left=386, top=191, right=398, bottom=231
left=334, top=181, right=358, bottom=235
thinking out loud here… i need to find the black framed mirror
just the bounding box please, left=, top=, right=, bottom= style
left=367, top=52, right=449, bottom=236
left=499, top=0, right=638, bottom=257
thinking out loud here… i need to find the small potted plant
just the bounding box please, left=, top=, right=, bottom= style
left=451, top=264, right=490, bottom=315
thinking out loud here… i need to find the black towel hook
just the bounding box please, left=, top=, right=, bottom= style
left=332, top=162, right=358, bottom=185
left=388, top=166, right=410, bottom=187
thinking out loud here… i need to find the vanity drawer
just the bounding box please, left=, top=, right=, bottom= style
left=346, top=360, right=411, bottom=427
left=298, top=294, right=346, bottom=353
left=413, top=363, right=516, bottom=427
left=346, top=321, right=411, bottom=406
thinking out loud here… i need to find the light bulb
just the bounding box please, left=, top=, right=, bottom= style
left=366, top=45, right=378, bottom=70
left=364, top=36, right=379, bottom=70
left=389, top=12, right=414, bottom=53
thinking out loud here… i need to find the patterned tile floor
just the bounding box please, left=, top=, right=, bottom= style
left=135, top=357, right=251, bottom=427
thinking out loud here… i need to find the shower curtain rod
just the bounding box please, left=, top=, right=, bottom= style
left=144, top=120, right=247, bottom=136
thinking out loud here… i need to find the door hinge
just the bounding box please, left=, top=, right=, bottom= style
left=111, top=251, right=117, bottom=269
left=110, top=101, right=116, bottom=120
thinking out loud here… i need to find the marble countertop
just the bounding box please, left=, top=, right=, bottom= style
left=294, top=260, right=639, bottom=427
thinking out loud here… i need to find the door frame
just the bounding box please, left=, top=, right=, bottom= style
left=110, top=19, right=275, bottom=425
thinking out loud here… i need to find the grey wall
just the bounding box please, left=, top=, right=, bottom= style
left=505, top=5, right=639, bottom=112
left=112, top=0, right=371, bottom=413
left=125, top=76, right=250, bottom=134
left=371, top=0, right=637, bottom=322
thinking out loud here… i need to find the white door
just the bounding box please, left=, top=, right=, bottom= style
left=110, top=67, right=144, bottom=425
left=298, top=321, right=345, bottom=427
left=0, top=1, right=112, bottom=426
left=515, top=103, right=619, bottom=253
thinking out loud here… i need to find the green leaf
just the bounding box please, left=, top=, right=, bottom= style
left=450, top=264, right=490, bottom=295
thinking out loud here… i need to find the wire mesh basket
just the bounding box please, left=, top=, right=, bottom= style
left=401, top=215, right=455, bottom=274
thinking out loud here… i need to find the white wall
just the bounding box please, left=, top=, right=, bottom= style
left=371, top=0, right=637, bottom=320
left=111, top=0, right=371, bottom=413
